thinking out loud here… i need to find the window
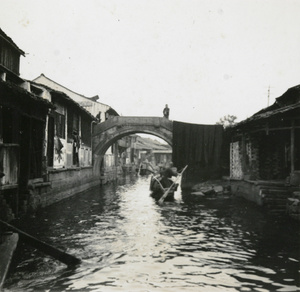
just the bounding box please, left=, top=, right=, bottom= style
left=54, top=112, right=65, bottom=138
left=54, top=103, right=66, bottom=139
left=81, top=116, right=91, bottom=147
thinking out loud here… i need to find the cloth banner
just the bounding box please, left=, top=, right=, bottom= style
left=172, top=121, right=224, bottom=186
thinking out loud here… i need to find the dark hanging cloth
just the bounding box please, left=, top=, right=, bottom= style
left=172, top=121, right=224, bottom=186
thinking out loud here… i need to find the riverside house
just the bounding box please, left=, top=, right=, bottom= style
left=27, top=82, right=99, bottom=209
left=228, top=85, right=300, bottom=216
left=0, top=28, right=53, bottom=220
left=32, top=74, right=123, bottom=183
left=0, top=28, right=105, bottom=219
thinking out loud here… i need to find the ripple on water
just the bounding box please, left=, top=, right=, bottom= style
left=4, top=176, right=300, bottom=291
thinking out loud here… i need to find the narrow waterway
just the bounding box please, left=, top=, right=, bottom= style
left=5, top=175, right=300, bottom=292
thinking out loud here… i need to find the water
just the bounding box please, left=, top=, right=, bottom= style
left=4, top=175, right=300, bottom=292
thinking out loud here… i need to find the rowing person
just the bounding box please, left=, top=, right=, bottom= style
left=160, top=161, right=178, bottom=190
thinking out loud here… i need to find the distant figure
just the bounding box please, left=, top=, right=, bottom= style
left=96, top=111, right=102, bottom=123
left=163, top=104, right=170, bottom=119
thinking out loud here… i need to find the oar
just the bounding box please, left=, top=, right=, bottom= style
left=0, top=220, right=81, bottom=267
left=153, top=176, right=164, bottom=191
left=158, top=165, right=188, bottom=205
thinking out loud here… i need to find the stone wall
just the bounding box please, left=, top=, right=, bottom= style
left=100, top=165, right=123, bottom=185
left=230, top=141, right=243, bottom=179
left=230, top=135, right=260, bottom=180
left=27, top=167, right=100, bottom=210
left=230, top=180, right=263, bottom=205
left=245, top=136, right=260, bottom=180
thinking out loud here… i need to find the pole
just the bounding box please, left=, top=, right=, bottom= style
left=291, top=120, right=295, bottom=173
left=0, top=220, right=81, bottom=267
left=158, top=165, right=188, bottom=205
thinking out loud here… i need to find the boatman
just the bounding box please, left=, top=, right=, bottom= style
left=160, top=161, right=178, bottom=189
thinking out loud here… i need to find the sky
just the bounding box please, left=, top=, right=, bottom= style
left=1, top=0, right=300, bottom=125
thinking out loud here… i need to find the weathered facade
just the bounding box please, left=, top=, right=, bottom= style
left=26, top=83, right=101, bottom=209
left=0, top=29, right=115, bottom=219
left=32, top=74, right=124, bottom=183
left=228, top=85, right=300, bottom=217
left=0, top=29, right=53, bottom=220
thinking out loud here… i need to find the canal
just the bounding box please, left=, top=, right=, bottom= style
left=4, top=175, right=300, bottom=291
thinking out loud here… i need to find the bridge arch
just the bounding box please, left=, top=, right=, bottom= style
left=92, top=116, right=173, bottom=157
left=92, top=117, right=173, bottom=175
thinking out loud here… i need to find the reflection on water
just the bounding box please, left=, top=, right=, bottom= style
left=5, top=175, right=300, bottom=291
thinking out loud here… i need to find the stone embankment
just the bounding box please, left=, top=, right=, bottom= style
left=191, top=180, right=232, bottom=196
left=191, top=179, right=300, bottom=221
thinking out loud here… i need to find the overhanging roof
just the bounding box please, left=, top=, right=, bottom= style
left=235, top=102, right=300, bottom=127
left=0, top=28, right=25, bottom=56
left=0, top=80, right=53, bottom=108
left=232, top=84, right=300, bottom=130
left=31, top=81, right=96, bottom=121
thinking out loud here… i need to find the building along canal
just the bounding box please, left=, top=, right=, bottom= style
left=4, top=175, right=300, bottom=292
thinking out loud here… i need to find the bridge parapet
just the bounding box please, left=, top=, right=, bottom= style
left=93, top=116, right=173, bottom=156
left=93, top=116, right=173, bottom=135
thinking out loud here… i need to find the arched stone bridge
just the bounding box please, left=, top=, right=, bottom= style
left=92, top=116, right=173, bottom=156
left=92, top=116, right=173, bottom=175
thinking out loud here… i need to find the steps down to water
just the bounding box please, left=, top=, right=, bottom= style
left=260, top=187, right=296, bottom=215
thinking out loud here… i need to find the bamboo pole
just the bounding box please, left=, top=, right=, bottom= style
left=158, top=165, right=188, bottom=205
left=0, top=220, right=81, bottom=267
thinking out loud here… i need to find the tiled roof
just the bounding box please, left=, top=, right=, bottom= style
left=30, top=81, right=96, bottom=120
left=0, top=79, right=53, bottom=108
left=33, top=73, right=119, bottom=115
left=234, top=84, right=300, bottom=128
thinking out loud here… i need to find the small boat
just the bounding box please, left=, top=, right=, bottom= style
left=150, top=165, right=188, bottom=203
left=149, top=175, right=178, bottom=201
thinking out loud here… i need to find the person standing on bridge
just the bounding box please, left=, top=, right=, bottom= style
left=163, top=104, right=170, bottom=119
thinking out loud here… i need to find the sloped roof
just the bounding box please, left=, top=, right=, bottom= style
left=0, top=80, right=53, bottom=123
left=30, top=81, right=96, bottom=121
left=33, top=73, right=119, bottom=115
left=0, top=28, right=25, bottom=56
left=233, top=84, right=300, bottom=129
left=238, top=103, right=300, bottom=126
left=252, top=84, right=300, bottom=117
left=276, top=84, right=300, bottom=106
left=135, top=136, right=171, bottom=150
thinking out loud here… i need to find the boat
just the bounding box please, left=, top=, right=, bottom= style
left=139, top=161, right=154, bottom=176
left=149, top=175, right=179, bottom=201
left=150, top=165, right=188, bottom=203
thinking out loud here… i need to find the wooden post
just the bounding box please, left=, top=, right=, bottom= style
left=291, top=120, right=295, bottom=173
left=241, top=134, right=247, bottom=176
